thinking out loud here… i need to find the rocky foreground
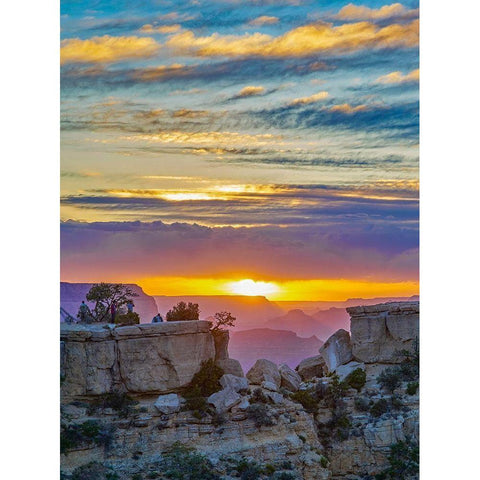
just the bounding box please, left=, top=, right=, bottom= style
left=60, top=302, right=419, bottom=480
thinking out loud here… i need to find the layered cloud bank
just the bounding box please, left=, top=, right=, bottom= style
left=60, top=1, right=419, bottom=299
left=61, top=219, right=418, bottom=286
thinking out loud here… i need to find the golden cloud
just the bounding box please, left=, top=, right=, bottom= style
left=376, top=68, right=419, bottom=84
left=120, top=131, right=282, bottom=147
left=336, top=3, right=418, bottom=21
left=290, top=90, right=329, bottom=105
left=238, top=85, right=266, bottom=97
left=328, top=103, right=368, bottom=113
left=172, top=109, right=209, bottom=118
left=165, top=19, right=418, bottom=57
left=60, top=35, right=160, bottom=65
left=131, top=63, right=188, bottom=81
left=248, top=15, right=279, bottom=26
left=139, top=24, right=181, bottom=34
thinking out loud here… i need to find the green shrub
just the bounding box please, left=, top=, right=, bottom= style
left=184, top=359, right=224, bottom=398
left=60, top=421, right=114, bottom=454
left=182, top=394, right=210, bottom=417
left=323, top=375, right=349, bottom=408
left=354, top=397, right=370, bottom=412
left=375, top=439, right=419, bottom=479
left=181, top=360, right=223, bottom=417
left=71, top=462, right=119, bottom=480
left=320, top=456, right=329, bottom=468
left=166, top=302, right=200, bottom=322
left=246, top=404, right=275, bottom=427
left=377, top=368, right=402, bottom=393
left=250, top=387, right=269, bottom=404
left=290, top=389, right=318, bottom=413
left=280, top=460, right=294, bottom=470
left=235, top=458, right=263, bottom=480
left=115, top=312, right=140, bottom=326
left=146, top=473, right=160, bottom=479
left=211, top=412, right=226, bottom=426
left=162, top=443, right=221, bottom=480
left=87, top=392, right=138, bottom=418
left=344, top=368, right=366, bottom=392
left=406, top=381, right=419, bottom=395
left=370, top=399, right=389, bottom=418
left=391, top=395, right=403, bottom=410
left=264, top=463, right=276, bottom=475
left=275, top=473, right=296, bottom=480
left=317, top=413, right=352, bottom=444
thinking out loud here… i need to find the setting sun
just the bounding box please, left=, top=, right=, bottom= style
left=226, top=279, right=280, bottom=297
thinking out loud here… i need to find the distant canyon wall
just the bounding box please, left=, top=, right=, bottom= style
left=60, top=282, right=158, bottom=323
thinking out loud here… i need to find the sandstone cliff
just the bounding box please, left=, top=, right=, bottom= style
left=61, top=321, right=215, bottom=399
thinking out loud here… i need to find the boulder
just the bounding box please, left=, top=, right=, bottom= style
left=319, top=329, right=353, bottom=372
left=334, top=361, right=365, bottom=381
left=154, top=393, right=181, bottom=414
left=262, top=380, right=279, bottom=392
left=279, top=363, right=301, bottom=392
left=296, top=355, right=326, bottom=381
left=216, top=358, right=244, bottom=377
left=236, top=398, right=250, bottom=411
left=208, top=387, right=242, bottom=413
left=246, top=359, right=281, bottom=388
left=220, top=374, right=249, bottom=393
left=265, top=391, right=284, bottom=405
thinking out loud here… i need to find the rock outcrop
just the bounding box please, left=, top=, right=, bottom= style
left=213, top=330, right=230, bottom=361
left=319, top=329, right=353, bottom=372
left=348, top=302, right=419, bottom=363
left=60, top=301, right=419, bottom=480
left=60, top=321, right=215, bottom=398
left=279, top=363, right=302, bottom=392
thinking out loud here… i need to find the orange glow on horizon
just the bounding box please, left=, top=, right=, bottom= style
left=129, top=276, right=419, bottom=301
left=226, top=279, right=280, bottom=297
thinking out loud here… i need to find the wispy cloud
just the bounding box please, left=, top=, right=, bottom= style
left=237, top=85, right=266, bottom=97
left=139, top=24, right=181, bottom=34
left=376, top=68, right=419, bottom=84
left=248, top=15, right=279, bottom=26
left=335, top=3, right=419, bottom=21
left=131, top=63, right=191, bottom=81
left=60, top=35, right=160, bottom=65
left=289, top=90, right=329, bottom=105
left=328, top=103, right=368, bottom=114
left=165, top=19, right=418, bottom=57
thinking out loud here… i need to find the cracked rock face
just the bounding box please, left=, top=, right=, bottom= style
left=319, top=329, right=353, bottom=372
left=348, top=302, right=419, bottom=364
left=60, top=321, right=215, bottom=398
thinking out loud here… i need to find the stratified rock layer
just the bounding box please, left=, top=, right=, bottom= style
left=348, top=302, right=419, bottom=363
left=60, top=321, right=215, bottom=398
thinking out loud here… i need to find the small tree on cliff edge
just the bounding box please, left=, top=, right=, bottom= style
left=86, top=283, right=138, bottom=323
left=211, top=311, right=236, bottom=333
left=166, top=302, right=200, bottom=321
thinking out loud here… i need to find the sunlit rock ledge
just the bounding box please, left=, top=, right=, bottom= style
left=60, top=321, right=216, bottom=398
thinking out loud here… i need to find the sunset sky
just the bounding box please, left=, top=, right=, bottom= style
left=60, top=0, right=419, bottom=301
